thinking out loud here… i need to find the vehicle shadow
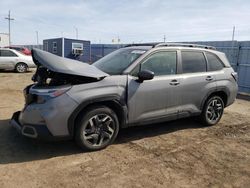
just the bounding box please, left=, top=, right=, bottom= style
left=116, top=118, right=201, bottom=144
left=0, top=118, right=202, bottom=164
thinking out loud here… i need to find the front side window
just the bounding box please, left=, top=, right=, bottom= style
left=181, top=51, right=206, bottom=73
left=206, top=52, right=224, bottom=71
left=140, top=51, right=177, bottom=76
left=0, top=50, right=17, bottom=57
left=93, top=48, right=146, bottom=75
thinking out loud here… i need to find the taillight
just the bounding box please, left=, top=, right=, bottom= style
left=231, top=72, right=238, bottom=82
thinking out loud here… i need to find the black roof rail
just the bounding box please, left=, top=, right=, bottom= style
left=154, top=43, right=216, bottom=50
left=124, top=43, right=159, bottom=48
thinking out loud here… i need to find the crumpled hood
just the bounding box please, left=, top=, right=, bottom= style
left=32, top=48, right=109, bottom=78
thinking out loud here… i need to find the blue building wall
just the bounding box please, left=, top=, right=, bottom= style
left=237, top=41, right=250, bottom=93
left=91, top=44, right=124, bottom=62
left=185, top=41, right=250, bottom=93
left=43, top=38, right=63, bottom=56
left=43, top=38, right=91, bottom=63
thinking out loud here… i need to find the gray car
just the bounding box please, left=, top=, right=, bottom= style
left=11, top=43, right=238, bottom=151
left=0, top=48, right=35, bottom=72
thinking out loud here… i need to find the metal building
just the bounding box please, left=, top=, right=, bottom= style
left=43, top=37, right=91, bottom=63
left=0, top=33, right=9, bottom=47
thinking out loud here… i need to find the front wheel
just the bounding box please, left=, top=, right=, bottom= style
left=15, top=63, right=28, bottom=73
left=200, top=96, right=224, bottom=126
left=75, top=106, right=119, bottom=151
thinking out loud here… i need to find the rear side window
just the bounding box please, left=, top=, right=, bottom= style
left=141, top=51, right=177, bottom=76
left=0, top=50, right=17, bottom=57
left=181, top=51, right=206, bottom=73
left=206, top=52, right=224, bottom=71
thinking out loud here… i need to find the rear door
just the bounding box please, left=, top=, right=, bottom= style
left=178, top=50, right=217, bottom=117
left=0, top=49, right=18, bottom=69
left=127, top=50, right=181, bottom=124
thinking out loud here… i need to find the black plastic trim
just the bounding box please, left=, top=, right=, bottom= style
left=200, top=88, right=229, bottom=111
left=67, top=95, right=128, bottom=137
left=10, top=111, right=71, bottom=141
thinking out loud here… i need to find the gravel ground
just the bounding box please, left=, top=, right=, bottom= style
left=0, top=70, right=249, bottom=188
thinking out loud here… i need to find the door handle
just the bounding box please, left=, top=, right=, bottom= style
left=206, top=76, right=214, bottom=81
left=170, top=79, right=180, bottom=86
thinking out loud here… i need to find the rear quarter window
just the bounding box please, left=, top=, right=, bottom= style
left=181, top=51, right=206, bottom=73
left=206, top=52, right=224, bottom=71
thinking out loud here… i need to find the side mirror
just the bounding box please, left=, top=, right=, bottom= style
left=137, top=70, right=154, bottom=82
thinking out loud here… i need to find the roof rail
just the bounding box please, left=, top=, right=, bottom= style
left=154, top=43, right=216, bottom=50
left=124, top=43, right=159, bottom=47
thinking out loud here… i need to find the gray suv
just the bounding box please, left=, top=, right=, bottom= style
left=11, top=43, right=238, bottom=151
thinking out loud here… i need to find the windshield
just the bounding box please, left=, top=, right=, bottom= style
left=93, top=48, right=146, bottom=75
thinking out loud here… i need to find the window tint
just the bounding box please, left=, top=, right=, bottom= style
left=0, top=50, right=17, bottom=57
left=206, top=52, right=224, bottom=71
left=181, top=51, right=206, bottom=73
left=141, top=51, right=177, bottom=76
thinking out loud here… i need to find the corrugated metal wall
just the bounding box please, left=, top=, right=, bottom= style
left=189, top=41, right=250, bottom=93
left=237, top=41, right=250, bottom=93
left=91, top=44, right=124, bottom=62
left=22, top=44, right=43, bottom=50
left=91, top=41, right=250, bottom=93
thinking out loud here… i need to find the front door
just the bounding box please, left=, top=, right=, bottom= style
left=127, top=50, right=181, bottom=124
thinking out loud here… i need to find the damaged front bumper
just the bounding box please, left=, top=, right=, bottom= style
left=10, top=111, right=54, bottom=140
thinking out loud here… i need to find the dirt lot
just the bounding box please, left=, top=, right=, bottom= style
left=0, top=70, right=249, bottom=188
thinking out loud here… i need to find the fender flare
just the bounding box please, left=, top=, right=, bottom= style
left=200, top=87, right=229, bottom=110
left=67, top=95, right=128, bottom=136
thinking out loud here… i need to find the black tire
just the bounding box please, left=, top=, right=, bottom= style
left=15, top=63, right=28, bottom=73
left=75, top=106, right=119, bottom=151
left=200, top=96, right=224, bottom=126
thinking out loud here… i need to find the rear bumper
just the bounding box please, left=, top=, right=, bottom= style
left=10, top=111, right=70, bottom=141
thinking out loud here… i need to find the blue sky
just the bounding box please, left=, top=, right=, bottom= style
left=0, top=0, right=249, bottom=45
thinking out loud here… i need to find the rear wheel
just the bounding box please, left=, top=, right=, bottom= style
left=75, top=106, right=119, bottom=151
left=15, top=63, right=28, bottom=73
left=200, top=96, right=224, bottom=126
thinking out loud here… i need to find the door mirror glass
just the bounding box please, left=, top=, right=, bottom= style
left=137, top=69, right=154, bottom=82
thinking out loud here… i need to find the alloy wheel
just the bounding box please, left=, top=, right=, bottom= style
left=206, top=98, right=223, bottom=124
left=16, top=64, right=27, bottom=73
left=83, top=114, right=115, bottom=147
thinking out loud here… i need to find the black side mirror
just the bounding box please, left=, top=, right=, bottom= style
left=137, top=70, right=154, bottom=82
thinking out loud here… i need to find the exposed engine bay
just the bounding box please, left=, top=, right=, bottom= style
left=32, top=66, right=100, bottom=86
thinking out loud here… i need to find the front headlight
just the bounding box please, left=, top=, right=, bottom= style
left=30, top=86, right=72, bottom=104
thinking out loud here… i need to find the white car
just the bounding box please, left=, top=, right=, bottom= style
left=0, top=48, right=36, bottom=73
